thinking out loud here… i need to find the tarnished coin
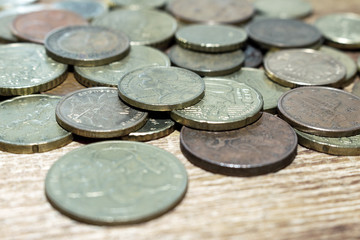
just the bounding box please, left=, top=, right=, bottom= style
left=244, top=44, right=263, bottom=68
left=54, top=0, right=108, bottom=20
left=247, top=18, right=322, bottom=49
left=264, top=49, right=346, bottom=88
left=0, top=43, right=67, bottom=96
left=175, top=24, right=247, bottom=53
left=168, top=45, right=245, bottom=76
left=92, top=8, right=177, bottom=48
left=0, top=0, right=36, bottom=9
left=55, top=87, right=148, bottom=138
left=45, top=25, right=130, bottom=67
left=171, top=77, right=263, bottom=131
left=109, top=0, right=167, bottom=9
left=0, top=95, right=72, bottom=154
left=254, top=0, right=312, bottom=19
left=118, top=66, right=205, bottom=111
left=180, top=112, right=297, bottom=176
left=45, top=141, right=188, bottom=225
left=11, top=9, right=88, bottom=44
left=315, top=13, right=360, bottom=49
left=74, top=45, right=170, bottom=87
left=168, top=0, right=254, bottom=24
left=221, top=68, right=290, bottom=113
left=278, top=87, right=360, bottom=137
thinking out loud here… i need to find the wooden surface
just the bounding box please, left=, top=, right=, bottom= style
left=2, top=1, right=360, bottom=239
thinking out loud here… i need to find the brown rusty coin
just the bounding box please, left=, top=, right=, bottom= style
left=244, top=44, right=263, bottom=68
left=11, top=9, right=88, bottom=44
left=180, top=112, right=297, bottom=176
left=278, top=87, right=360, bottom=137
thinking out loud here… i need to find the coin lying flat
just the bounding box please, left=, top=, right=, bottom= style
left=171, top=77, right=263, bottom=131
left=118, top=66, right=205, bottom=111
left=180, top=113, right=297, bottom=176
left=45, top=25, right=130, bottom=67
left=244, top=45, right=263, bottom=68
left=0, top=43, right=68, bottom=96
left=45, top=141, right=188, bottom=225
left=254, top=0, right=312, bottom=19
left=109, top=0, right=167, bottom=9
left=54, top=0, right=108, bottom=20
left=278, top=87, right=360, bottom=137
left=74, top=45, right=170, bottom=87
left=0, top=95, right=72, bottom=154
left=56, top=87, right=148, bottom=138
left=264, top=49, right=346, bottom=88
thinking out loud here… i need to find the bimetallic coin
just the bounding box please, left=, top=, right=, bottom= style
left=109, top=0, right=167, bottom=9
left=45, top=25, right=130, bottom=67
left=244, top=44, right=263, bottom=68
left=171, top=78, right=263, bottom=131
left=180, top=113, right=297, bottom=176
left=278, top=87, right=360, bottom=137
left=55, top=87, right=148, bottom=138
left=0, top=43, right=67, bottom=96
left=0, top=0, right=36, bottom=9
left=254, top=0, right=312, bottom=19
left=45, top=141, right=188, bottom=225
left=168, top=45, right=245, bottom=77
left=74, top=45, right=170, bottom=87
left=54, top=0, right=108, bottom=20
left=264, top=49, right=346, bottom=88
left=0, top=95, right=72, bottom=154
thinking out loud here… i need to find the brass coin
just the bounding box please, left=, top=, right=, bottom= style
left=264, top=49, right=346, bottom=88
left=45, top=141, right=188, bottom=225
left=254, top=0, right=312, bottom=19
left=0, top=43, right=68, bottom=96
left=108, top=0, right=167, bottom=9
left=180, top=113, right=297, bottom=176
left=171, top=77, right=263, bottom=131
left=74, top=45, right=170, bottom=87
left=168, top=45, right=245, bottom=76
left=55, top=87, right=148, bottom=138
left=244, top=44, right=263, bottom=68
left=53, top=0, right=109, bottom=21
left=118, top=66, right=205, bottom=111
left=45, top=25, right=130, bottom=67
left=278, top=86, right=360, bottom=137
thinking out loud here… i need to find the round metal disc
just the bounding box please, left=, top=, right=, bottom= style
left=254, top=0, right=312, bottom=19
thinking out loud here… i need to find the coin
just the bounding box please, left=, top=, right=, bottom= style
left=55, top=87, right=148, bottom=138
left=11, top=9, right=88, bottom=44
left=0, top=43, right=68, bottom=96
left=254, top=0, right=312, bottom=19
left=221, top=68, right=290, bottom=113
left=315, top=13, right=360, bottom=49
left=54, top=0, right=108, bottom=20
left=180, top=112, right=297, bottom=176
left=92, top=8, right=177, bottom=48
left=74, top=45, right=170, bottom=87
left=244, top=44, right=263, bottom=68
left=118, top=66, right=205, bottom=111
left=278, top=87, right=360, bottom=137
left=247, top=18, right=322, bottom=49
left=168, top=0, right=254, bottom=25
left=45, top=141, right=188, bottom=225
left=108, top=0, right=167, bottom=9
left=175, top=24, right=247, bottom=53
left=264, top=49, right=346, bottom=88
left=45, top=25, right=130, bottom=67
left=0, top=0, right=36, bottom=9
left=168, top=45, right=245, bottom=76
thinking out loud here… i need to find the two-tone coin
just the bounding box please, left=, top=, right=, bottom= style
left=254, top=0, right=312, bottom=19
left=54, top=0, right=109, bottom=21
left=108, top=0, right=167, bottom=9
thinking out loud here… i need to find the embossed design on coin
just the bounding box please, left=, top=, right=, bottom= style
left=254, top=0, right=312, bottom=19
left=54, top=0, right=108, bottom=20
left=109, top=0, right=167, bottom=9
left=264, top=49, right=346, bottom=88
left=244, top=45, right=263, bottom=68
left=180, top=113, right=297, bottom=176
left=45, top=141, right=188, bottom=224
left=56, top=87, right=148, bottom=138
left=118, top=66, right=205, bottom=111
left=278, top=87, right=360, bottom=137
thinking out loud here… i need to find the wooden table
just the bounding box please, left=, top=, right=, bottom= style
left=1, top=1, right=360, bottom=239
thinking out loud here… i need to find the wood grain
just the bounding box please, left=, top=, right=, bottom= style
left=2, top=1, right=360, bottom=239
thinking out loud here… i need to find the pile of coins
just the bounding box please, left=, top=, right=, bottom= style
left=1, top=0, right=360, bottom=225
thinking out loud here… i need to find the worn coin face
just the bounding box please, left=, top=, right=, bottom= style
left=74, top=45, right=170, bottom=87
left=180, top=113, right=297, bottom=176
left=244, top=45, right=263, bottom=68
left=45, top=25, right=130, bottom=67
left=56, top=87, right=148, bottom=138
left=171, top=78, right=263, bottom=131
left=109, top=0, right=167, bottom=9
left=254, top=0, right=312, bottom=19
left=264, top=49, right=346, bottom=88
left=54, top=0, right=109, bottom=20
left=118, top=66, right=205, bottom=111
left=45, top=141, right=188, bottom=225
left=278, top=87, right=360, bottom=137
left=247, top=18, right=322, bottom=49
left=0, top=43, right=67, bottom=96
left=168, top=45, right=245, bottom=76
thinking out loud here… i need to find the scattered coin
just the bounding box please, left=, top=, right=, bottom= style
left=278, top=86, right=360, bottom=137
left=0, top=0, right=36, bottom=9
left=264, top=49, right=346, bottom=88
left=108, top=0, right=167, bottom=9
left=45, top=141, right=188, bottom=225
left=54, top=0, right=109, bottom=20
left=244, top=44, right=263, bottom=68
left=180, top=112, right=297, bottom=176
left=55, top=87, right=148, bottom=138
left=254, top=0, right=312, bottom=19
left=118, top=66, right=205, bottom=111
